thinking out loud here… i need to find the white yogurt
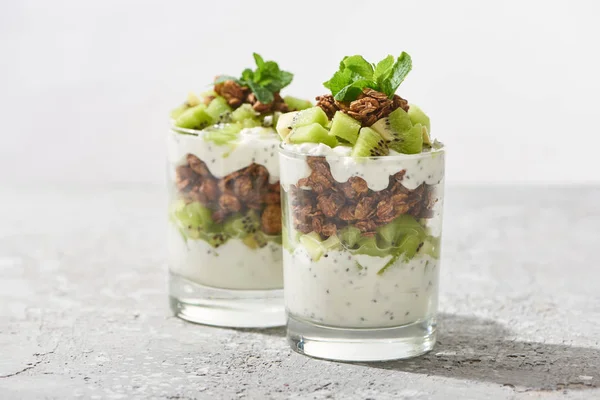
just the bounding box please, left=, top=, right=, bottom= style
left=280, top=143, right=445, bottom=191
left=168, top=224, right=283, bottom=290
left=284, top=247, right=439, bottom=328
left=168, top=127, right=281, bottom=183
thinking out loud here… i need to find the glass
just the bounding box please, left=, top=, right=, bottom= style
left=167, top=127, right=285, bottom=327
left=279, top=145, right=445, bottom=361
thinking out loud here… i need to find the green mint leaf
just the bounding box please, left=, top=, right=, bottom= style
left=278, top=71, right=293, bottom=88
left=214, top=75, right=241, bottom=84
left=373, top=55, right=394, bottom=84
left=246, top=80, right=274, bottom=104
left=323, top=68, right=353, bottom=96
left=241, top=68, right=254, bottom=83
left=334, top=79, right=377, bottom=101
left=342, top=55, right=374, bottom=79
left=253, top=53, right=265, bottom=69
left=385, top=52, right=412, bottom=97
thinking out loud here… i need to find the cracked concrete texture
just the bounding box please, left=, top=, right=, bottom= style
left=0, top=185, right=599, bottom=400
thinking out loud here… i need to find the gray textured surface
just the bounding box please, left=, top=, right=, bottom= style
left=1, top=185, right=599, bottom=400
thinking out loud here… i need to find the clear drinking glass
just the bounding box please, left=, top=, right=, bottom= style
left=279, top=146, right=445, bottom=360
left=167, top=127, right=285, bottom=327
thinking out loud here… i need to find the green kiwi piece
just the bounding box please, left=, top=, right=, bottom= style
left=205, top=96, right=232, bottom=124
left=352, top=236, right=390, bottom=257
left=242, top=232, right=269, bottom=249
left=284, top=96, right=313, bottom=111
left=202, top=124, right=241, bottom=145
left=175, top=104, right=213, bottom=130
left=376, top=215, right=426, bottom=246
left=351, top=127, right=389, bottom=157
left=377, top=234, right=423, bottom=275
left=288, top=123, right=337, bottom=147
left=388, top=123, right=423, bottom=154
left=338, top=226, right=362, bottom=248
left=407, top=104, right=431, bottom=134
left=299, top=231, right=325, bottom=261
left=275, top=111, right=299, bottom=139
left=422, top=125, right=431, bottom=146
left=224, top=211, right=260, bottom=238
left=231, top=104, right=258, bottom=123
left=170, top=103, right=189, bottom=120
left=202, top=232, right=229, bottom=248
left=419, top=236, right=441, bottom=259
left=292, top=107, right=329, bottom=128
left=175, top=202, right=213, bottom=230
left=329, top=111, right=361, bottom=145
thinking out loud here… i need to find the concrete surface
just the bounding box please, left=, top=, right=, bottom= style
left=1, top=185, right=599, bottom=400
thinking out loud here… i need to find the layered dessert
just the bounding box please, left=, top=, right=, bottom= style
left=278, top=53, right=445, bottom=329
left=168, top=54, right=312, bottom=290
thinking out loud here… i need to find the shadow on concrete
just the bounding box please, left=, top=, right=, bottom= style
left=367, top=313, right=599, bottom=391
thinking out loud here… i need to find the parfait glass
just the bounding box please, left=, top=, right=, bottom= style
left=167, top=127, right=285, bottom=328
left=279, top=146, right=445, bottom=360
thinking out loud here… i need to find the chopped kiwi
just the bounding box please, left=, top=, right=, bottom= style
left=202, top=232, right=229, bottom=248
left=377, top=234, right=423, bottom=275
left=352, top=236, right=390, bottom=257
left=298, top=232, right=340, bottom=261
left=223, top=211, right=260, bottom=238
left=171, top=104, right=189, bottom=119
left=419, top=236, right=441, bottom=259
left=422, top=126, right=431, bottom=146
left=371, top=108, right=412, bottom=143
left=288, top=123, right=337, bottom=147
left=282, top=226, right=301, bottom=253
left=291, top=107, right=329, bottom=128
left=231, top=104, right=258, bottom=123
left=388, top=123, right=423, bottom=154
left=329, top=111, right=361, bottom=145
left=376, top=215, right=426, bottom=247
left=338, top=226, right=362, bottom=248
left=351, top=127, right=389, bottom=157
left=203, top=130, right=239, bottom=145
left=175, top=104, right=213, bottom=129
left=284, top=96, right=313, bottom=111
left=243, top=232, right=268, bottom=249
left=173, top=201, right=218, bottom=240
left=407, top=104, right=431, bottom=134
left=205, top=96, right=232, bottom=124
left=275, top=111, right=299, bottom=139
left=187, top=92, right=201, bottom=107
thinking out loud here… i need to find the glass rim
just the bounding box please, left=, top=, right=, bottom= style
left=278, top=142, right=445, bottom=161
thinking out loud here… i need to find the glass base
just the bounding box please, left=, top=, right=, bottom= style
left=287, top=314, right=436, bottom=362
left=169, top=272, right=285, bottom=328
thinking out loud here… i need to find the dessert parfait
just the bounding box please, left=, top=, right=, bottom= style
left=168, top=54, right=312, bottom=327
left=277, top=52, right=445, bottom=360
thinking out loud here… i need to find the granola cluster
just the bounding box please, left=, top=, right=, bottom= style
left=213, top=80, right=289, bottom=114
left=288, top=157, right=437, bottom=238
left=316, top=88, right=410, bottom=126
left=176, top=154, right=282, bottom=235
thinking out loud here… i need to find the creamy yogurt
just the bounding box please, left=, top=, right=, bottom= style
left=280, top=143, right=445, bottom=191
left=168, top=127, right=281, bottom=184
left=284, top=247, right=439, bottom=328
left=168, top=224, right=283, bottom=290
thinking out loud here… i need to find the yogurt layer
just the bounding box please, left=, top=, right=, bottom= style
left=168, top=127, right=281, bottom=183
left=280, top=143, right=444, bottom=191
left=168, top=225, right=283, bottom=290
left=284, top=247, right=439, bottom=328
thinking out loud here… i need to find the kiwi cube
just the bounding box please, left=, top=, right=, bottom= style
left=284, top=96, right=313, bottom=111
left=329, top=111, right=361, bottom=144
left=288, top=123, right=337, bottom=147
left=205, top=96, right=232, bottom=124
left=175, top=104, right=212, bottom=130
left=292, top=107, right=329, bottom=128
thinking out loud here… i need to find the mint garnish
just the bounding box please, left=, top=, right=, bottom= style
left=323, top=52, right=412, bottom=102
left=214, top=53, right=293, bottom=104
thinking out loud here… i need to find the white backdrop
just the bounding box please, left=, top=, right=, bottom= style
left=1, top=0, right=598, bottom=185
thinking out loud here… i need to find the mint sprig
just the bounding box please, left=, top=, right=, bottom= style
left=323, top=52, right=412, bottom=102
left=214, top=53, right=293, bottom=104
